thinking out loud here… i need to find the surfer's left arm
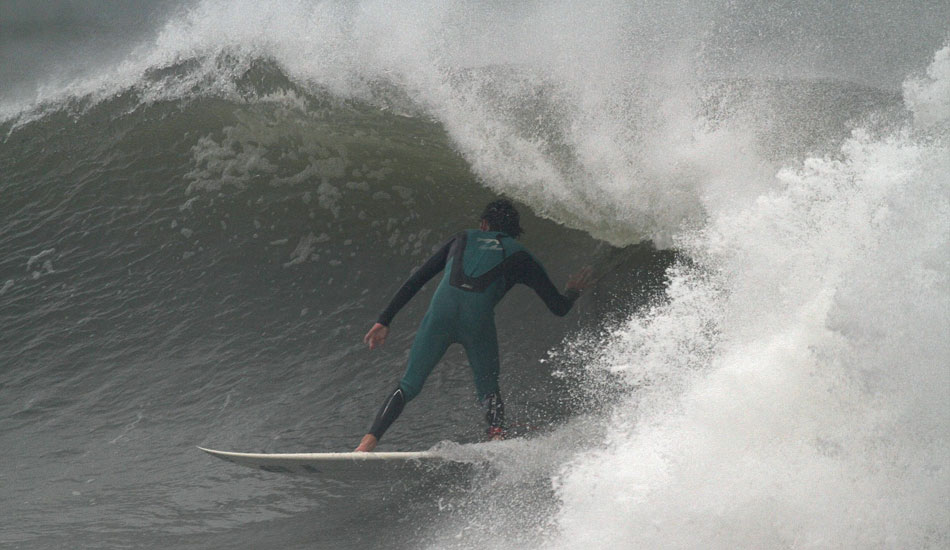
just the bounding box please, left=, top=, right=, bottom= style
left=516, top=256, right=593, bottom=316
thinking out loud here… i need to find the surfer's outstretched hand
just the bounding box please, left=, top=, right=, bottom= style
left=364, top=323, right=389, bottom=350
left=566, top=266, right=594, bottom=292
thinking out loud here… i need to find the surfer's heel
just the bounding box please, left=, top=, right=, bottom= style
left=487, top=426, right=507, bottom=440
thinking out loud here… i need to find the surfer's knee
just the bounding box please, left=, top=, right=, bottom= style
left=397, top=379, right=422, bottom=402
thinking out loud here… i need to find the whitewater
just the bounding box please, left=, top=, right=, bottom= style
left=1, top=1, right=947, bottom=549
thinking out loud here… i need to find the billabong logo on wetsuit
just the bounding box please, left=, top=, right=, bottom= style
left=449, top=232, right=518, bottom=293
left=477, top=238, right=503, bottom=250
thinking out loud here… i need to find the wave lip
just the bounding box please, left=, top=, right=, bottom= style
left=6, top=0, right=940, bottom=247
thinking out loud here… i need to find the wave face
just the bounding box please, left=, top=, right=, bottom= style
left=1, top=1, right=948, bottom=549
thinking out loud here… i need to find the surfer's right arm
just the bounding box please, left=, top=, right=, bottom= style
left=364, top=234, right=456, bottom=349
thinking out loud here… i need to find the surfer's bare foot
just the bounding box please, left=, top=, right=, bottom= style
left=355, top=434, right=378, bottom=452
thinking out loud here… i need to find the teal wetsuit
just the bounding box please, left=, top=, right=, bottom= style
left=368, top=229, right=579, bottom=439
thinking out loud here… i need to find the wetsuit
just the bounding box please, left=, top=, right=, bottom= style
left=368, top=229, right=579, bottom=440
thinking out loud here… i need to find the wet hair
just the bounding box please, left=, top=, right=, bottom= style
left=480, top=199, right=523, bottom=238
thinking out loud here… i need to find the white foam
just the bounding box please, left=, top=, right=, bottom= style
left=904, top=44, right=950, bottom=130
left=284, top=233, right=318, bottom=267
left=25, top=248, right=56, bottom=271
left=549, top=62, right=950, bottom=548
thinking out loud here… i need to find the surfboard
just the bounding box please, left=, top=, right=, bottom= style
left=197, top=446, right=472, bottom=476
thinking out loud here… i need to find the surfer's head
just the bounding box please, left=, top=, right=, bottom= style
left=480, top=199, right=523, bottom=238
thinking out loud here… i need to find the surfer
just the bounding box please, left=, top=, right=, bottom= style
left=356, top=199, right=592, bottom=452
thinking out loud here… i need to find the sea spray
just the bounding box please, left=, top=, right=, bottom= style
left=549, top=47, right=949, bottom=550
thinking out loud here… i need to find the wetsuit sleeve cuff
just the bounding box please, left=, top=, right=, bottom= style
left=564, top=288, right=580, bottom=302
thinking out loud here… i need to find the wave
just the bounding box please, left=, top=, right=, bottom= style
left=529, top=45, right=949, bottom=550
left=3, top=51, right=904, bottom=252
left=1, top=1, right=946, bottom=547
left=5, top=0, right=934, bottom=246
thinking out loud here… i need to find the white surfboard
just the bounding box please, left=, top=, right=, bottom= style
left=197, top=446, right=473, bottom=477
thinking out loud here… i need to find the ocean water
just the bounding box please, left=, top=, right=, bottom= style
left=1, top=1, right=947, bottom=549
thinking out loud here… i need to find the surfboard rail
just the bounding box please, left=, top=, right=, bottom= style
left=197, top=446, right=468, bottom=476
